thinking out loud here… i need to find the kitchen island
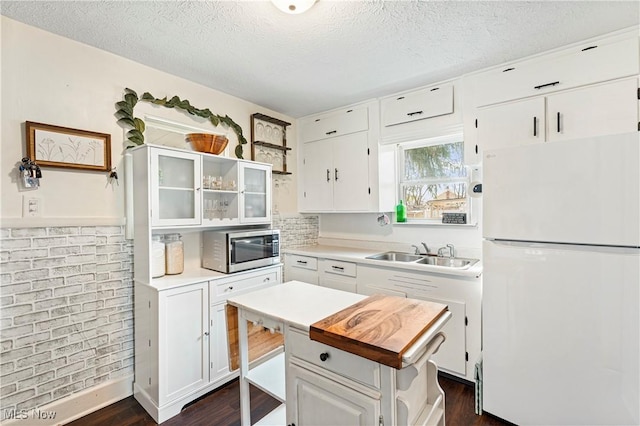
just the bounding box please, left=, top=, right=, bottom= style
left=227, top=281, right=451, bottom=426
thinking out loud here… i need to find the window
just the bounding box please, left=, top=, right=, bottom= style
left=398, top=135, right=469, bottom=222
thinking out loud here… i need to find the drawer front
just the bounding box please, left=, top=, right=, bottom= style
left=212, top=270, right=279, bottom=303
left=381, top=84, right=454, bottom=127
left=300, top=107, right=369, bottom=142
left=288, top=327, right=380, bottom=388
left=320, top=259, right=357, bottom=277
left=287, top=254, right=318, bottom=271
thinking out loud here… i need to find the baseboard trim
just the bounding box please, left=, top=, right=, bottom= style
left=1, top=375, right=133, bottom=426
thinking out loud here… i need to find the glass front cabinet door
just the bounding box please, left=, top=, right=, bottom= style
left=239, top=162, right=271, bottom=224
left=150, top=147, right=202, bottom=227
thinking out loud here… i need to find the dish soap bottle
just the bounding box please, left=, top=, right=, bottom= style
left=396, top=200, right=407, bottom=223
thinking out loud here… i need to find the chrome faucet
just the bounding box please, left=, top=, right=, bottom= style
left=438, top=244, right=455, bottom=258
left=421, top=242, right=429, bottom=254
left=411, top=244, right=421, bottom=255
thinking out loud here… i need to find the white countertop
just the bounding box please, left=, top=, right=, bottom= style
left=139, top=264, right=282, bottom=291
left=227, top=280, right=451, bottom=366
left=283, top=245, right=483, bottom=278
left=227, top=280, right=366, bottom=330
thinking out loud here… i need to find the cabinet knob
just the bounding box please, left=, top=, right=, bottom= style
left=319, top=352, right=329, bottom=362
left=226, top=286, right=234, bottom=291
left=263, top=277, right=270, bottom=282
left=204, top=332, right=209, bottom=336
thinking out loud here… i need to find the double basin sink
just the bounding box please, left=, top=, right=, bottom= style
left=365, top=251, right=478, bottom=269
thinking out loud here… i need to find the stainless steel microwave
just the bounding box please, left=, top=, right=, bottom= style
left=202, top=229, right=280, bottom=273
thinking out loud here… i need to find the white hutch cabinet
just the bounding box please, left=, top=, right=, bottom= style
left=128, top=142, right=280, bottom=423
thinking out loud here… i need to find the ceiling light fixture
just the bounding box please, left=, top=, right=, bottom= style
left=271, top=0, right=317, bottom=14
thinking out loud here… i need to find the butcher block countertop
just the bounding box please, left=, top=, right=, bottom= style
left=227, top=281, right=451, bottom=368
left=310, top=294, right=448, bottom=369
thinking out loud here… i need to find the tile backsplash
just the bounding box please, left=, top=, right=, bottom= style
left=0, top=226, right=133, bottom=414
left=272, top=214, right=319, bottom=249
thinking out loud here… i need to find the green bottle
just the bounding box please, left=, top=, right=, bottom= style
left=396, top=200, right=407, bottom=223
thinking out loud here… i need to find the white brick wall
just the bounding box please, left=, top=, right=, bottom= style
left=0, top=226, right=133, bottom=414
left=272, top=215, right=319, bottom=249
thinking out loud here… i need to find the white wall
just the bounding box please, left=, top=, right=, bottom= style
left=0, top=17, right=298, bottom=227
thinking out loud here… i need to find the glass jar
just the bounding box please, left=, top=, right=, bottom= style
left=151, top=235, right=165, bottom=278
left=164, top=233, right=184, bottom=275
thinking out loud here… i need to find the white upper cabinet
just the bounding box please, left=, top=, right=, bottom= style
left=476, top=77, right=639, bottom=153
left=150, top=148, right=202, bottom=227
left=381, top=83, right=454, bottom=127
left=132, top=144, right=272, bottom=229
left=299, top=106, right=369, bottom=143
left=463, top=28, right=639, bottom=164
left=298, top=101, right=395, bottom=213
left=379, top=79, right=462, bottom=145
left=239, top=161, right=272, bottom=223
left=545, top=77, right=639, bottom=142
left=468, top=33, right=639, bottom=108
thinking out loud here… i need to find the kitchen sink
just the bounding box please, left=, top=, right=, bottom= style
left=365, top=251, right=424, bottom=262
left=415, top=256, right=478, bottom=268
left=365, top=251, right=479, bottom=269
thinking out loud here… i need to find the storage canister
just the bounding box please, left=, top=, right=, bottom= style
left=151, top=235, right=165, bottom=278
left=164, top=233, right=184, bottom=275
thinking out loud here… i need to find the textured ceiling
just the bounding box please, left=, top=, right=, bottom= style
left=2, top=1, right=639, bottom=118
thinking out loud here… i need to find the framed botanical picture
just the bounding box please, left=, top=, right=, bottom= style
left=26, top=121, right=112, bottom=172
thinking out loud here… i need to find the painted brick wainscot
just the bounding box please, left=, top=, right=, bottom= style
left=0, top=226, right=134, bottom=415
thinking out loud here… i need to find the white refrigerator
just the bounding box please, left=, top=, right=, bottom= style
left=482, top=132, right=640, bottom=425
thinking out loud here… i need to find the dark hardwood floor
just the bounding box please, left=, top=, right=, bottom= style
left=67, top=374, right=509, bottom=426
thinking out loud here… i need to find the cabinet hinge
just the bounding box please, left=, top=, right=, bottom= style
left=303, top=158, right=306, bottom=165
left=367, top=148, right=370, bottom=155
left=474, top=118, right=478, bottom=128
left=465, top=316, right=468, bottom=326
left=303, top=191, right=307, bottom=198
left=638, top=122, right=640, bottom=132
left=368, top=187, right=371, bottom=194
left=148, top=301, right=151, bottom=309
left=637, top=88, right=640, bottom=100
left=466, top=352, right=469, bottom=362
left=148, top=377, right=151, bottom=385
left=148, top=339, right=151, bottom=347
left=379, top=415, right=384, bottom=426
left=211, top=362, right=213, bottom=369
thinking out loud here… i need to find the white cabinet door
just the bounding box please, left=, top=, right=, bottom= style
left=381, top=84, right=454, bottom=127
left=547, top=77, right=639, bottom=142
left=289, top=363, right=380, bottom=426
left=301, top=139, right=334, bottom=211
left=301, top=132, right=370, bottom=212
left=332, top=132, right=370, bottom=211
left=239, top=161, right=271, bottom=224
left=150, top=148, right=201, bottom=227
left=158, top=282, right=208, bottom=405
left=299, top=106, right=369, bottom=143
left=477, top=97, right=545, bottom=153
left=210, top=302, right=230, bottom=383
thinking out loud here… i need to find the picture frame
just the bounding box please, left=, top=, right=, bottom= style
left=26, top=121, right=112, bottom=172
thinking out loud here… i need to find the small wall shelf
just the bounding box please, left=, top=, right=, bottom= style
left=251, top=113, right=292, bottom=175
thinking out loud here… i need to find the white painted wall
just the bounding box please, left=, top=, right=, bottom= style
left=0, top=17, right=298, bottom=227
left=318, top=210, right=482, bottom=258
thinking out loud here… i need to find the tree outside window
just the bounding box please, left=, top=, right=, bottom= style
left=399, top=139, right=468, bottom=221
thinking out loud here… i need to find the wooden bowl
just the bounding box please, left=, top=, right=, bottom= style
left=185, top=133, right=228, bottom=155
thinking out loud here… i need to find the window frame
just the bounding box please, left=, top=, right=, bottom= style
left=396, top=133, right=472, bottom=225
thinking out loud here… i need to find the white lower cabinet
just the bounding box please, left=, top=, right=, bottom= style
left=286, top=325, right=445, bottom=426
left=158, top=282, right=209, bottom=405
left=284, top=254, right=319, bottom=284
left=289, top=363, right=381, bottom=426
left=319, top=259, right=357, bottom=293
left=133, top=265, right=282, bottom=423
left=357, top=265, right=481, bottom=382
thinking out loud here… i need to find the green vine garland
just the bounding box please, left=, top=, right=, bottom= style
left=116, top=88, right=248, bottom=158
